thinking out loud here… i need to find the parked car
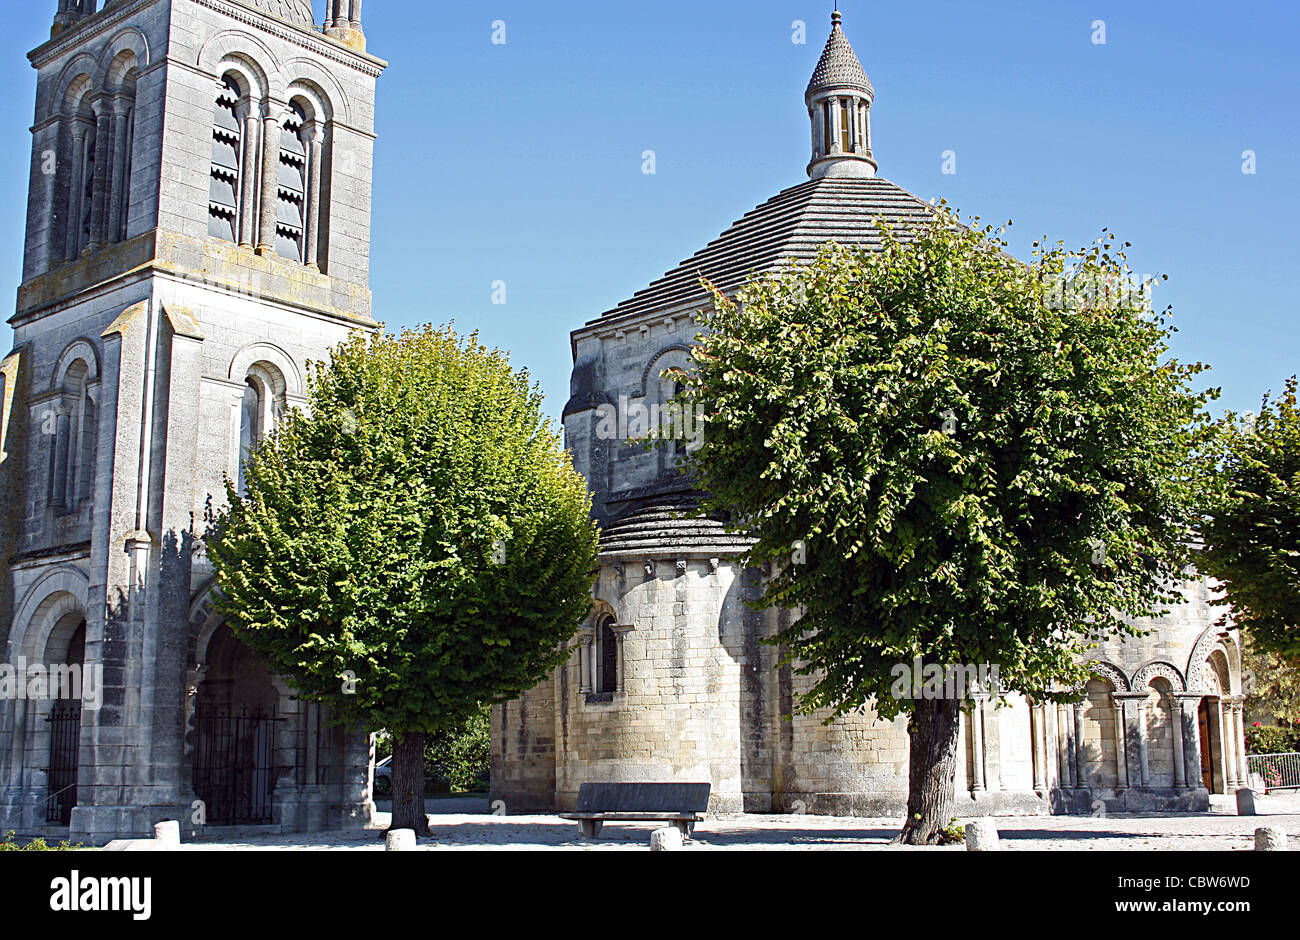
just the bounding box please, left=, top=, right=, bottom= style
left=372, top=755, right=452, bottom=797
left=373, top=755, right=392, bottom=796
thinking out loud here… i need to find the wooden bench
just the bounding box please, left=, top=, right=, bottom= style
left=560, top=782, right=711, bottom=840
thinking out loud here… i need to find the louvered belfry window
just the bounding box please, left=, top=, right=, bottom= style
left=275, top=102, right=308, bottom=262
left=208, top=77, right=241, bottom=242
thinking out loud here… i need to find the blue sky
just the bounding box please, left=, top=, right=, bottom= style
left=1, top=0, right=1297, bottom=419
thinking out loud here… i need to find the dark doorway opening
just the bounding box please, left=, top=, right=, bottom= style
left=45, top=619, right=85, bottom=824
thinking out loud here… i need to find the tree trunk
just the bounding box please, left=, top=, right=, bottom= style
left=389, top=731, right=430, bottom=837
left=897, top=694, right=963, bottom=845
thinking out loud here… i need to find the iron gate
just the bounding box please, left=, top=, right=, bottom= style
left=45, top=700, right=81, bottom=824
left=192, top=706, right=281, bottom=825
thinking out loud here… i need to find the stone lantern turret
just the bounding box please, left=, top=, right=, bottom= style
left=805, top=10, right=877, bottom=180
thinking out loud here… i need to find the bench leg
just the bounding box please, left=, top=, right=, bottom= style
left=579, top=819, right=603, bottom=839
left=674, top=820, right=694, bottom=842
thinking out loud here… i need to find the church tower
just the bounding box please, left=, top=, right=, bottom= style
left=0, top=0, right=385, bottom=843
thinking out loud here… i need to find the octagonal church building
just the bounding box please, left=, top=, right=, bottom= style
left=491, top=12, right=1249, bottom=817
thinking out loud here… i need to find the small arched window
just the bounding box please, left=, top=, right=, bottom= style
left=208, top=77, right=242, bottom=242
left=50, top=360, right=95, bottom=513
left=237, top=378, right=262, bottom=496
left=596, top=616, right=618, bottom=694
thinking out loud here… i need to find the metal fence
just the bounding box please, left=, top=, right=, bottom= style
left=1247, top=752, right=1300, bottom=792
left=192, top=706, right=281, bottom=825
left=45, top=701, right=81, bottom=824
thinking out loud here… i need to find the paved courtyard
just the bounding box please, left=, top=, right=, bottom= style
left=170, top=792, right=1300, bottom=851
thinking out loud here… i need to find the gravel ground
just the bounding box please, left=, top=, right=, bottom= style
left=174, top=792, right=1300, bottom=851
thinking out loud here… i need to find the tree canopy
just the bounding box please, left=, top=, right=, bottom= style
left=1203, top=376, right=1300, bottom=662
left=677, top=206, right=1218, bottom=841
left=207, top=324, right=599, bottom=832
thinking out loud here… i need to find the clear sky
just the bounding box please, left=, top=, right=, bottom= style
left=1, top=1, right=1297, bottom=420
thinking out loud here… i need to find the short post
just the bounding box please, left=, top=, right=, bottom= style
left=386, top=828, right=416, bottom=851
left=153, top=820, right=180, bottom=846
left=965, top=818, right=1000, bottom=851
left=1236, top=788, right=1256, bottom=816
left=651, top=827, right=683, bottom=851
left=1255, top=827, right=1287, bottom=852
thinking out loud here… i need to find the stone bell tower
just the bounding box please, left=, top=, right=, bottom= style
left=0, top=0, right=386, bottom=843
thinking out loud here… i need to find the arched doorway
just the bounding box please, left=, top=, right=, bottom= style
left=1197, top=697, right=1221, bottom=792
left=192, top=623, right=281, bottom=825
left=44, top=617, right=85, bottom=825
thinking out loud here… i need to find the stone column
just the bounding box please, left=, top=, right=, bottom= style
left=969, top=697, right=986, bottom=793
left=1219, top=699, right=1238, bottom=789
left=1029, top=702, right=1045, bottom=791
left=349, top=0, right=363, bottom=28
left=1112, top=693, right=1148, bottom=789
left=1232, top=699, right=1250, bottom=788
left=256, top=101, right=283, bottom=256
left=237, top=104, right=259, bottom=247
left=1072, top=700, right=1088, bottom=789
left=303, top=122, right=325, bottom=270
left=326, top=0, right=350, bottom=31
left=828, top=97, right=842, bottom=153
left=86, top=99, right=112, bottom=251
left=50, top=409, right=71, bottom=511
left=64, top=121, right=88, bottom=260
left=1114, top=698, right=1129, bottom=789
left=1178, top=695, right=1203, bottom=790
left=577, top=635, right=593, bottom=694
left=1056, top=703, right=1073, bottom=787
left=108, top=97, right=130, bottom=245
left=611, top=624, right=634, bottom=694
left=1170, top=696, right=1187, bottom=788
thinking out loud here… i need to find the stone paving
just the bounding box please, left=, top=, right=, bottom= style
left=169, top=792, right=1300, bottom=851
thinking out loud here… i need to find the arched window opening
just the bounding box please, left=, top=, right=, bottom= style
left=208, top=77, right=242, bottom=242
left=237, top=377, right=263, bottom=496
left=50, top=360, right=94, bottom=514
left=821, top=101, right=832, bottom=153
left=275, top=102, right=308, bottom=262
left=78, top=124, right=97, bottom=253
left=838, top=99, right=851, bottom=153
left=596, top=616, right=618, bottom=694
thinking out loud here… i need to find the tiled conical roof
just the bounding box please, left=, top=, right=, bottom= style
left=237, top=0, right=315, bottom=27
left=598, top=495, right=755, bottom=559
left=806, top=11, right=874, bottom=100
left=593, top=177, right=933, bottom=323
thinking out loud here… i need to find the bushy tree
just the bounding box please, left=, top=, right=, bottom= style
left=678, top=207, right=1217, bottom=843
left=207, top=325, right=599, bottom=835
left=1203, top=378, right=1300, bottom=662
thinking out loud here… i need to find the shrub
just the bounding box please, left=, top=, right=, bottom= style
left=0, top=830, right=83, bottom=851
left=1244, top=723, right=1300, bottom=755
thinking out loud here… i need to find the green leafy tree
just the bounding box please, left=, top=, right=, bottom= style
left=207, top=325, right=599, bottom=835
left=425, top=703, right=491, bottom=793
left=1241, top=639, right=1300, bottom=727
left=678, top=207, right=1216, bottom=843
left=1202, top=378, right=1300, bottom=662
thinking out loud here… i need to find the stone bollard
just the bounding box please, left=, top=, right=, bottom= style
left=153, top=820, right=180, bottom=846
left=1236, top=788, right=1257, bottom=816
left=386, top=828, right=416, bottom=851
left=650, top=827, right=683, bottom=851
left=965, top=818, right=1000, bottom=851
left=1255, top=827, right=1287, bottom=851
